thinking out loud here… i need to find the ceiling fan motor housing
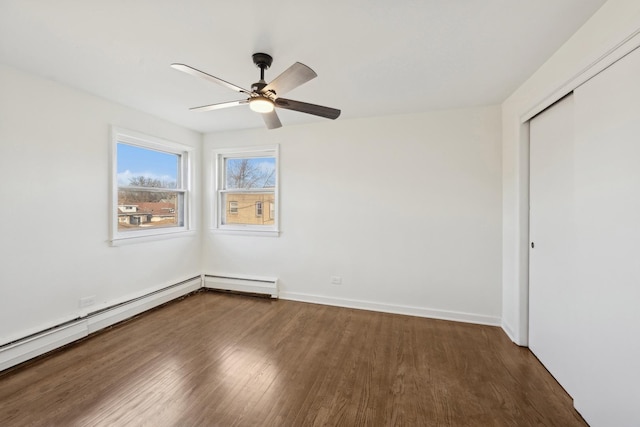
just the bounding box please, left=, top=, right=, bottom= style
left=252, top=81, right=268, bottom=93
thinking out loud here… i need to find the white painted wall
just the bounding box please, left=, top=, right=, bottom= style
left=501, top=0, right=640, bottom=344
left=203, top=107, right=502, bottom=325
left=0, top=64, right=202, bottom=344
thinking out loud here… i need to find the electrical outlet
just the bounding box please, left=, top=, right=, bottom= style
left=79, top=296, right=96, bottom=308
left=330, top=276, right=342, bottom=285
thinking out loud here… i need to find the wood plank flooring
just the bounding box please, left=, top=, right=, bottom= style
left=0, top=292, right=586, bottom=426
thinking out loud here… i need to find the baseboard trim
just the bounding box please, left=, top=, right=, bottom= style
left=87, top=277, right=202, bottom=333
left=279, top=291, right=501, bottom=326
left=0, top=276, right=201, bottom=372
left=203, top=274, right=278, bottom=298
left=501, top=320, right=523, bottom=346
left=0, top=322, right=87, bottom=372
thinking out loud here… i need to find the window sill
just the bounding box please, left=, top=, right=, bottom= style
left=210, top=228, right=280, bottom=238
left=110, top=229, right=197, bottom=246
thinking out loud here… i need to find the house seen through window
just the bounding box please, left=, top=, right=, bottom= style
left=111, top=128, right=191, bottom=242
left=214, top=145, right=278, bottom=234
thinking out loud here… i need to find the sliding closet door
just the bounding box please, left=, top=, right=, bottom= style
left=529, top=94, right=578, bottom=395
left=529, top=46, right=640, bottom=427
left=569, top=46, right=640, bottom=426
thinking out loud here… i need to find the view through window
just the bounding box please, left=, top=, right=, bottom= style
left=115, top=141, right=186, bottom=234
left=222, top=156, right=275, bottom=226
left=215, top=146, right=278, bottom=233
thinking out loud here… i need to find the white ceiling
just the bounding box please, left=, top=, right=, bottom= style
left=0, top=0, right=607, bottom=133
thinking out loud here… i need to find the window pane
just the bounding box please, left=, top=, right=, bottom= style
left=117, top=189, right=181, bottom=231
left=214, top=146, right=278, bottom=233
left=225, top=157, right=275, bottom=190
left=117, top=143, right=179, bottom=188
left=222, top=192, right=275, bottom=226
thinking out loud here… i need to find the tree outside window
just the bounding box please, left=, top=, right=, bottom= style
left=214, top=146, right=279, bottom=234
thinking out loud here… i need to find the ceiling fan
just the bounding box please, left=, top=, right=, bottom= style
left=171, top=53, right=341, bottom=129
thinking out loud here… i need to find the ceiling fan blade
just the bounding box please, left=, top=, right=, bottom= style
left=262, top=110, right=282, bottom=129
left=190, top=99, right=248, bottom=112
left=262, top=62, right=317, bottom=96
left=171, top=63, right=252, bottom=95
left=275, top=98, right=341, bottom=120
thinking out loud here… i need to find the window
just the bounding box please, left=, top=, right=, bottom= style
left=111, top=127, right=192, bottom=243
left=213, top=145, right=279, bottom=235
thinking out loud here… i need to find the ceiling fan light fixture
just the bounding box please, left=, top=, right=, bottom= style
left=172, top=54, right=340, bottom=129
left=249, top=97, right=275, bottom=113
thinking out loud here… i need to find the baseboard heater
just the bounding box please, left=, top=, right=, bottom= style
left=0, top=276, right=201, bottom=372
left=203, top=274, right=278, bottom=299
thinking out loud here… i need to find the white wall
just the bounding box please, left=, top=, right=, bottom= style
left=203, top=106, right=502, bottom=324
left=501, top=0, right=640, bottom=344
left=0, top=64, right=202, bottom=344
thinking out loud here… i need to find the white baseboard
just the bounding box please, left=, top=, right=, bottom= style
left=0, top=322, right=87, bottom=372
left=203, top=274, right=278, bottom=298
left=279, top=291, right=501, bottom=326
left=0, top=276, right=201, bottom=372
left=87, top=277, right=202, bottom=333
left=501, top=320, right=520, bottom=345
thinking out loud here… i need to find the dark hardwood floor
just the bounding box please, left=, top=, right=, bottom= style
left=0, top=292, right=586, bottom=426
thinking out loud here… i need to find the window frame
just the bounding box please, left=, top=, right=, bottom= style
left=110, top=127, right=194, bottom=245
left=212, top=145, right=279, bottom=236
